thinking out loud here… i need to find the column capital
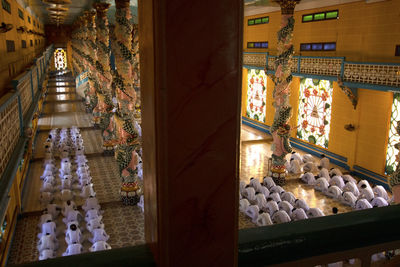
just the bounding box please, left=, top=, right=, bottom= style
left=94, top=2, right=110, bottom=16
left=273, top=0, right=301, bottom=15
left=84, top=10, right=96, bottom=24
left=115, top=0, right=130, bottom=9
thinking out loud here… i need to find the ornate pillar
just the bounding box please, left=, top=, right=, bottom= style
left=389, top=121, right=400, bottom=203
left=269, top=0, right=300, bottom=185
left=114, top=0, right=142, bottom=205
left=93, top=2, right=115, bottom=152
left=132, top=24, right=141, bottom=121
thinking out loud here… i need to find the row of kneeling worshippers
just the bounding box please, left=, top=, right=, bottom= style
left=239, top=177, right=325, bottom=226
left=300, top=169, right=390, bottom=210
left=37, top=127, right=111, bottom=260
left=285, top=152, right=331, bottom=174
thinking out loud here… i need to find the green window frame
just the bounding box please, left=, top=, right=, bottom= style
left=18, top=9, right=24, bottom=20
left=302, top=10, right=338, bottom=23
left=248, top=16, right=269, bottom=26
left=2, top=0, right=11, bottom=14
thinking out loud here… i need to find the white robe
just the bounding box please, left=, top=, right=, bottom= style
left=319, top=168, right=330, bottom=180
left=244, top=187, right=256, bottom=202
left=373, top=185, right=389, bottom=201
left=62, top=201, right=77, bottom=217
left=37, top=234, right=58, bottom=252
left=325, top=185, right=343, bottom=199
left=291, top=208, right=308, bottom=221
left=239, top=181, right=246, bottom=196
left=63, top=210, right=83, bottom=225
left=255, top=193, right=267, bottom=211
left=359, top=187, right=374, bottom=202
left=315, top=178, right=329, bottom=192
left=263, top=177, right=276, bottom=189
left=294, top=199, right=309, bottom=211
left=90, top=241, right=112, bottom=252
left=343, top=182, right=360, bottom=197
left=303, top=162, right=317, bottom=173
left=370, top=197, right=388, bottom=208
left=249, top=178, right=262, bottom=193
left=342, top=174, right=357, bottom=185
left=86, top=217, right=105, bottom=233
left=245, top=205, right=260, bottom=223
left=358, top=180, right=372, bottom=190
left=259, top=186, right=270, bottom=198
left=85, top=209, right=103, bottom=223
left=65, top=228, right=84, bottom=245
left=288, top=160, right=302, bottom=174
left=62, top=244, right=83, bottom=256
left=269, top=192, right=281, bottom=203
left=60, top=189, right=74, bottom=202
left=281, top=192, right=296, bottom=205
left=340, top=192, right=357, bottom=208
left=239, top=199, right=250, bottom=213
left=320, top=157, right=330, bottom=170
left=307, top=208, right=325, bottom=218
left=300, top=172, right=316, bottom=185
left=38, top=221, right=57, bottom=238
left=329, top=168, right=343, bottom=177
left=256, top=213, right=273, bottom=226
left=265, top=200, right=279, bottom=216
left=80, top=183, right=96, bottom=199
left=278, top=201, right=293, bottom=217
left=329, top=176, right=345, bottom=189
left=38, top=214, right=53, bottom=229
left=302, top=154, right=315, bottom=163
left=89, top=228, right=110, bottom=244
left=39, top=249, right=56, bottom=260
left=290, top=152, right=302, bottom=164
left=40, top=192, right=54, bottom=205
left=83, top=197, right=101, bottom=212
left=270, top=185, right=284, bottom=195
left=45, top=204, right=60, bottom=218
left=41, top=181, right=55, bottom=193
left=272, top=210, right=291, bottom=224
left=355, top=199, right=373, bottom=210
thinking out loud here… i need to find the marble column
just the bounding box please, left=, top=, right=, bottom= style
left=139, top=0, right=242, bottom=265
left=113, top=0, right=142, bottom=205
left=269, top=0, right=300, bottom=186
left=93, top=2, right=115, bottom=152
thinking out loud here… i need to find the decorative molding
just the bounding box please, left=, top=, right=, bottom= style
left=352, top=165, right=390, bottom=190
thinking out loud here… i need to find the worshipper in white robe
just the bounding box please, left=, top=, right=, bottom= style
left=303, top=162, right=317, bottom=173
left=357, top=180, right=371, bottom=190
left=86, top=217, right=105, bottom=233
left=290, top=151, right=302, bottom=164
left=342, top=174, right=357, bottom=185
left=44, top=175, right=56, bottom=186
left=329, top=168, right=343, bottom=177
left=294, top=199, right=310, bottom=211
left=83, top=196, right=101, bottom=212
left=288, top=159, right=302, bottom=174
left=315, top=177, right=329, bottom=192
left=343, top=181, right=360, bottom=197
left=60, top=176, right=72, bottom=190
left=319, top=168, right=330, bottom=180
left=340, top=192, right=357, bottom=208
left=63, top=209, right=83, bottom=225
left=281, top=191, right=296, bottom=205
left=60, top=149, right=69, bottom=159
left=245, top=205, right=260, bottom=223
left=239, top=181, right=246, bottom=196
left=80, top=183, right=96, bottom=199
left=41, top=170, right=54, bottom=180
left=370, top=197, right=389, bottom=208
left=85, top=209, right=103, bottom=223
left=44, top=163, right=56, bottom=173
left=41, top=181, right=55, bottom=193
left=37, top=233, right=58, bottom=253
left=265, top=199, right=279, bottom=216
left=243, top=186, right=256, bottom=203
left=306, top=208, right=325, bottom=218
left=259, top=186, right=270, bottom=198
left=291, top=208, right=308, bottom=221
left=239, top=199, right=250, bottom=213
left=255, top=211, right=273, bottom=226
left=302, top=154, right=315, bottom=163
left=355, top=199, right=373, bottom=210
left=325, top=185, right=343, bottom=199
left=78, top=176, right=92, bottom=187
left=62, top=200, right=77, bottom=217
left=269, top=192, right=281, bottom=203
left=263, top=177, right=276, bottom=190
left=358, top=184, right=374, bottom=202
left=319, top=154, right=330, bottom=170
left=60, top=189, right=74, bottom=202
left=249, top=178, right=263, bottom=193
left=40, top=192, right=54, bottom=205
left=75, top=147, right=84, bottom=156
left=270, top=185, right=284, bottom=195
left=137, top=195, right=144, bottom=213
left=38, top=220, right=57, bottom=238
left=38, top=213, right=53, bottom=229
left=300, top=172, right=316, bottom=185
left=255, top=193, right=267, bottom=211
left=278, top=201, right=293, bottom=217
left=329, top=176, right=345, bottom=189
left=272, top=210, right=291, bottom=224
left=65, top=223, right=84, bottom=245
left=373, top=185, right=389, bottom=201
left=62, top=243, right=83, bottom=256
left=45, top=204, right=60, bottom=221
left=90, top=241, right=112, bottom=252
left=39, top=249, right=56, bottom=261
left=89, top=228, right=110, bottom=244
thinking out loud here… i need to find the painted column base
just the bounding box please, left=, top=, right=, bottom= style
left=120, top=182, right=141, bottom=205
left=269, top=166, right=286, bottom=186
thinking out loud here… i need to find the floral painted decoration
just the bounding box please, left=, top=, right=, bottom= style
left=246, top=69, right=267, bottom=123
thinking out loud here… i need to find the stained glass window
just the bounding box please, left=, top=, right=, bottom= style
left=385, top=93, right=400, bottom=175
left=296, top=78, right=333, bottom=148
left=54, top=48, right=67, bottom=70
left=246, top=69, right=267, bottom=123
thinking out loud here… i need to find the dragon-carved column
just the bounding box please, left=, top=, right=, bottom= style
left=269, top=0, right=300, bottom=186
left=93, top=2, right=116, bottom=152
left=132, top=24, right=141, bottom=121
left=113, top=0, right=142, bottom=205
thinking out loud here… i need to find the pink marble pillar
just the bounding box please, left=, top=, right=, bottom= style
left=139, top=0, right=242, bottom=265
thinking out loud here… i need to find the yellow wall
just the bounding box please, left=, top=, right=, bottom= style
left=0, top=0, right=45, bottom=97
left=244, top=0, right=400, bottom=62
